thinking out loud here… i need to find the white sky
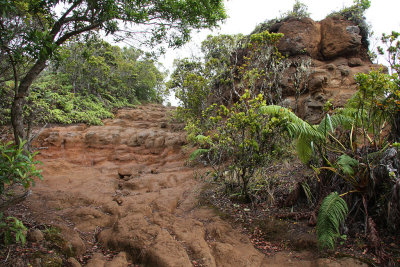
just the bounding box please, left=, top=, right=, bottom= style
left=161, top=0, right=400, bottom=105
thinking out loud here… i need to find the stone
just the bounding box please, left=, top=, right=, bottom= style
left=27, top=229, right=44, bottom=242
left=308, top=75, right=327, bottom=92
left=320, top=17, right=362, bottom=59
left=105, top=252, right=129, bottom=267
left=338, top=65, right=350, bottom=76
left=348, top=57, right=363, bottom=67
left=325, top=63, right=336, bottom=71
left=58, top=225, right=86, bottom=257
left=154, top=136, right=165, bottom=148
left=67, top=257, right=82, bottom=267
left=117, top=167, right=133, bottom=179
left=85, top=253, right=106, bottom=267
left=277, top=17, right=321, bottom=58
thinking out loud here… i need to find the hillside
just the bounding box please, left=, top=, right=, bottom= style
left=1, top=104, right=369, bottom=266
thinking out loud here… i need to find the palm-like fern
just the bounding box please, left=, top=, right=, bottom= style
left=316, top=192, right=348, bottom=250
left=260, top=105, right=355, bottom=163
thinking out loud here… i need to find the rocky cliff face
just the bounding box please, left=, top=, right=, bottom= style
left=270, top=16, right=381, bottom=123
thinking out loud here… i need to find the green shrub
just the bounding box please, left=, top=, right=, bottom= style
left=191, top=91, right=289, bottom=198
left=0, top=139, right=43, bottom=194
left=0, top=139, right=42, bottom=245
left=0, top=213, right=27, bottom=245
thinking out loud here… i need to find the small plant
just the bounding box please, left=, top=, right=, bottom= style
left=0, top=213, right=27, bottom=245
left=0, top=139, right=43, bottom=194
left=0, top=139, right=42, bottom=246
left=280, top=0, right=310, bottom=19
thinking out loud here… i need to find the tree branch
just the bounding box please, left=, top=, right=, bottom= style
left=55, top=22, right=102, bottom=45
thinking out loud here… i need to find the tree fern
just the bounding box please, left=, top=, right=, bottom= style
left=317, top=192, right=348, bottom=250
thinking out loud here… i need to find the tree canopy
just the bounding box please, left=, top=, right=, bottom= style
left=0, top=0, right=226, bottom=144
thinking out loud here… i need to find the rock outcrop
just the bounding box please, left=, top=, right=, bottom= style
left=268, top=16, right=380, bottom=123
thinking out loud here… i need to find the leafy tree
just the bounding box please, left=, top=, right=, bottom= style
left=0, top=0, right=226, bottom=145
left=167, top=58, right=210, bottom=121
left=169, top=30, right=292, bottom=122
left=0, top=37, right=166, bottom=131
left=201, top=34, right=244, bottom=103
left=377, top=31, right=400, bottom=140
left=236, top=30, right=289, bottom=104
left=54, top=36, right=165, bottom=103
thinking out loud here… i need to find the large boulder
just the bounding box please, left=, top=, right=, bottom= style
left=320, top=16, right=362, bottom=59
left=277, top=17, right=321, bottom=58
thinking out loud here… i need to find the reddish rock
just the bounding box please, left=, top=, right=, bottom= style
left=277, top=17, right=321, bottom=58
left=67, top=257, right=82, bottom=267
left=320, top=17, right=362, bottom=59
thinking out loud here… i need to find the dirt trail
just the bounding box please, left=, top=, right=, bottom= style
left=26, top=104, right=365, bottom=266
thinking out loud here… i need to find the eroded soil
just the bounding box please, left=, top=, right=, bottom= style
left=14, top=104, right=367, bottom=266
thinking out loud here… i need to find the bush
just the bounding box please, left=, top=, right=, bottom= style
left=190, top=91, right=289, bottom=198
left=0, top=140, right=42, bottom=194
left=0, top=139, right=42, bottom=245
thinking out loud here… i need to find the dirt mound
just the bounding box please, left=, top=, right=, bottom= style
left=22, top=104, right=366, bottom=266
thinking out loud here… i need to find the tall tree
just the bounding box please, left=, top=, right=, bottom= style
left=0, top=0, right=226, bottom=145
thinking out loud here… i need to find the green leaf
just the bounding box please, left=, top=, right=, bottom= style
left=337, top=154, right=359, bottom=176
left=189, top=148, right=209, bottom=161
left=317, top=192, right=348, bottom=250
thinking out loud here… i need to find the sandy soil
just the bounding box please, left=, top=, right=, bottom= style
left=22, top=104, right=367, bottom=266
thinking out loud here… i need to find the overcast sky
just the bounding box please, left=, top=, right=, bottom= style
left=162, top=0, right=400, bottom=105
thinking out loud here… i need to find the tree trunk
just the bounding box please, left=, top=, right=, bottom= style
left=11, top=59, right=47, bottom=146
left=11, top=94, right=26, bottom=146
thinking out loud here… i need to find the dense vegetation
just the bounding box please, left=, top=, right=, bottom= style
left=167, top=1, right=400, bottom=263
left=1, top=36, right=165, bottom=128
left=0, top=0, right=226, bottom=145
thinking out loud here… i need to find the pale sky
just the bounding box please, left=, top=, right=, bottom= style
left=161, top=0, right=400, bottom=105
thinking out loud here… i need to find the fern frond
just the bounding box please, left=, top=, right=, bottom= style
left=189, top=148, right=209, bottom=161
left=260, top=105, right=324, bottom=163
left=317, top=114, right=354, bottom=136
left=296, top=136, right=314, bottom=163
left=317, top=192, right=348, bottom=250
left=336, top=154, right=359, bottom=176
